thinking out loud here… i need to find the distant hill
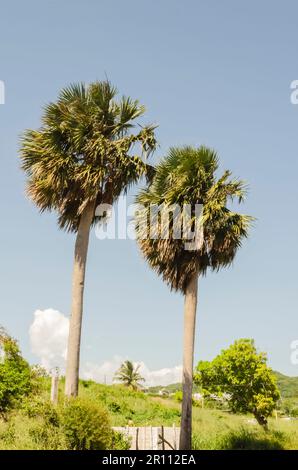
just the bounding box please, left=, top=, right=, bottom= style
left=274, top=371, right=298, bottom=398
left=147, top=372, right=298, bottom=398
left=147, top=383, right=182, bottom=394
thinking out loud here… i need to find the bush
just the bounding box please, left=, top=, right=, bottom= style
left=23, top=399, right=60, bottom=427
left=174, top=391, right=182, bottom=402
left=111, top=430, right=131, bottom=450
left=28, top=420, right=65, bottom=450
left=0, top=332, right=33, bottom=415
left=22, top=399, right=65, bottom=449
left=61, top=397, right=111, bottom=450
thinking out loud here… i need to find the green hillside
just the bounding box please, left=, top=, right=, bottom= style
left=274, top=372, right=298, bottom=398
left=148, top=371, right=298, bottom=399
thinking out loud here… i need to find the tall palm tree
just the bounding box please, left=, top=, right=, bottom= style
left=20, top=81, right=157, bottom=397
left=114, top=360, right=145, bottom=390
left=135, top=146, right=252, bottom=449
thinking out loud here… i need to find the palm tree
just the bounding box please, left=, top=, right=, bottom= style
left=114, top=360, right=145, bottom=390
left=135, top=146, right=252, bottom=449
left=20, top=81, right=157, bottom=397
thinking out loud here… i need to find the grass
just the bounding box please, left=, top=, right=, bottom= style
left=191, top=407, right=298, bottom=450
left=79, top=380, right=181, bottom=427
left=1, top=378, right=298, bottom=449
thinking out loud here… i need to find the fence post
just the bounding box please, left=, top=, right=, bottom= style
left=50, top=368, right=59, bottom=404
left=172, top=423, right=177, bottom=450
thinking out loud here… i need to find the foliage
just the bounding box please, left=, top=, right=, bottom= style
left=174, top=390, right=200, bottom=407
left=79, top=382, right=181, bottom=426
left=61, top=397, right=111, bottom=450
left=174, top=391, right=183, bottom=402
left=0, top=331, right=34, bottom=415
left=279, top=398, right=298, bottom=417
left=2, top=378, right=298, bottom=450
left=111, top=430, right=131, bottom=450
left=274, top=371, right=298, bottom=398
left=20, top=81, right=157, bottom=232
left=195, top=339, right=280, bottom=427
left=136, top=146, right=252, bottom=293
left=114, top=360, right=145, bottom=390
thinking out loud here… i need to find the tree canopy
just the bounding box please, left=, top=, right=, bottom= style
left=194, top=339, right=280, bottom=427
left=20, top=81, right=157, bottom=232
left=114, top=360, right=145, bottom=391
left=135, top=146, right=252, bottom=293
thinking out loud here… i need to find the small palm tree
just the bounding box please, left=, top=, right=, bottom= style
left=135, top=146, right=252, bottom=449
left=114, top=360, right=145, bottom=390
left=20, top=81, right=157, bottom=397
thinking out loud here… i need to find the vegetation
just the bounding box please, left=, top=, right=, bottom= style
left=114, top=360, right=145, bottom=390
left=1, top=374, right=298, bottom=450
left=195, top=339, right=280, bottom=428
left=61, top=397, right=111, bottom=450
left=0, top=333, right=295, bottom=450
left=20, top=81, right=157, bottom=398
left=0, top=331, right=35, bottom=417
left=135, top=146, right=252, bottom=449
left=275, top=371, right=298, bottom=398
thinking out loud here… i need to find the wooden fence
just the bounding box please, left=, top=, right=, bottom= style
left=112, top=425, right=180, bottom=450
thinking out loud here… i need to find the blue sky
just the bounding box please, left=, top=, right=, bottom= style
left=0, top=0, right=298, bottom=378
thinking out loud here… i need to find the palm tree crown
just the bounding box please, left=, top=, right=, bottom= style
left=114, top=360, right=145, bottom=390
left=20, top=81, right=157, bottom=231
left=136, top=146, right=252, bottom=292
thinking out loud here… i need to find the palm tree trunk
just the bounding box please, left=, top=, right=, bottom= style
left=179, top=272, right=199, bottom=450
left=65, top=201, right=95, bottom=397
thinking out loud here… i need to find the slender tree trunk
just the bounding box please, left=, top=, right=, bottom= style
left=65, top=201, right=95, bottom=397
left=179, top=272, right=199, bottom=450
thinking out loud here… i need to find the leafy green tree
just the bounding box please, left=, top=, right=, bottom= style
left=114, top=360, right=145, bottom=390
left=0, top=330, right=33, bottom=416
left=195, top=339, right=280, bottom=428
left=20, top=81, right=157, bottom=397
left=135, top=146, right=252, bottom=449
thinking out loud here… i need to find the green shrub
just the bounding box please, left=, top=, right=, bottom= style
left=0, top=421, right=16, bottom=445
left=108, top=401, right=122, bottom=413
left=23, top=399, right=60, bottom=427
left=61, top=397, right=111, bottom=450
left=0, top=333, right=33, bottom=415
left=111, top=430, right=131, bottom=450
left=22, top=399, right=64, bottom=449
left=174, top=391, right=182, bottom=402
left=28, top=420, right=65, bottom=450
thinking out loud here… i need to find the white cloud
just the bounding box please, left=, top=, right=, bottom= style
left=29, top=309, right=182, bottom=387
left=138, top=362, right=182, bottom=387
left=82, top=356, right=124, bottom=384
left=29, top=308, right=69, bottom=370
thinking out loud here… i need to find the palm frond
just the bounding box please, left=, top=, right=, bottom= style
left=20, top=81, right=158, bottom=232
left=135, top=146, right=253, bottom=293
